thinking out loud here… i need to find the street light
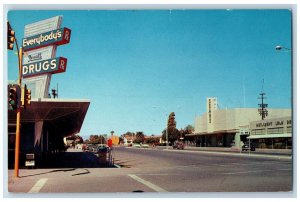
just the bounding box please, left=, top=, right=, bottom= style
left=275, top=44, right=293, bottom=109
left=275, top=45, right=291, bottom=51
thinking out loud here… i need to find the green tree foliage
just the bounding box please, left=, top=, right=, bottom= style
left=179, top=125, right=195, bottom=139
left=167, top=112, right=176, bottom=130
left=184, top=125, right=194, bottom=134
left=124, top=131, right=135, bottom=137
left=161, top=128, right=181, bottom=144
left=86, top=134, right=106, bottom=144
left=144, top=135, right=160, bottom=144
left=134, top=131, right=145, bottom=144
left=161, top=112, right=181, bottom=144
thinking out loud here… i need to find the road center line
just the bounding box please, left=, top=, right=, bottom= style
left=28, top=178, right=48, bottom=193
left=128, top=174, right=168, bottom=192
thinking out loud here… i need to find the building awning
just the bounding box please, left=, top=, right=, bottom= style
left=185, top=129, right=239, bottom=137
left=8, top=98, right=90, bottom=137
left=247, top=133, right=292, bottom=139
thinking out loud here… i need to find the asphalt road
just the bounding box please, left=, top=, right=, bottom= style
left=113, top=147, right=293, bottom=192
left=7, top=147, right=293, bottom=195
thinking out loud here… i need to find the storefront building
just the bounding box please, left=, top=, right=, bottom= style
left=7, top=16, right=90, bottom=169
left=248, top=116, right=292, bottom=149
left=185, top=98, right=292, bottom=148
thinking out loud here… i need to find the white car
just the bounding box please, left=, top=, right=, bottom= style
left=141, top=144, right=149, bottom=148
left=132, top=144, right=141, bottom=148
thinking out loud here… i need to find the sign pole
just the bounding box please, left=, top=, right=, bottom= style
left=14, top=47, right=23, bottom=178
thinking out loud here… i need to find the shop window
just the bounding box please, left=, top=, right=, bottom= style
left=267, top=127, right=284, bottom=134
left=251, top=129, right=265, bottom=135
left=286, top=127, right=292, bottom=133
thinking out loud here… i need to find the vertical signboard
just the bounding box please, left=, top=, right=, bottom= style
left=22, top=16, right=62, bottom=98
left=207, top=97, right=217, bottom=132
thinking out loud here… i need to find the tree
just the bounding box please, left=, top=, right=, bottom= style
left=86, top=134, right=106, bottom=144
left=161, top=112, right=181, bottom=145
left=180, top=125, right=195, bottom=139
left=161, top=128, right=181, bottom=145
left=144, top=135, right=160, bottom=144
left=167, top=112, right=176, bottom=130
left=134, top=131, right=145, bottom=144
left=184, top=125, right=194, bottom=134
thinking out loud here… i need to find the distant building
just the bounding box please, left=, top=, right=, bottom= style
left=123, top=133, right=136, bottom=144
left=186, top=98, right=292, bottom=148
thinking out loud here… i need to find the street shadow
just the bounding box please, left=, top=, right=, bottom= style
left=132, top=190, right=144, bottom=192
left=71, top=168, right=90, bottom=176
left=19, top=168, right=76, bottom=178
left=36, top=150, right=113, bottom=169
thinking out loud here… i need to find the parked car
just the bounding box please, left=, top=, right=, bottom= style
left=97, top=145, right=108, bottom=153
left=173, top=142, right=184, bottom=150
left=242, top=143, right=256, bottom=151
left=132, top=144, right=141, bottom=148
left=141, top=144, right=149, bottom=148
left=88, top=145, right=98, bottom=153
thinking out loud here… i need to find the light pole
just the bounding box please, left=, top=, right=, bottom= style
left=8, top=21, right=24, bottom=178
left=275, top=44, right=292, bottom=106
left=275, top=45, right=291, bottom=51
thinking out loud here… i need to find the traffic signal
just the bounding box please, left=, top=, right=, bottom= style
left=7, top=22, right=15, bottom=50
left=21, top=84, right=31, bottom=109
left=8, top=84, right=21, bottom=110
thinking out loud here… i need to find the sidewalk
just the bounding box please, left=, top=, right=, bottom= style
left=156, top=146, right=292, bottom=156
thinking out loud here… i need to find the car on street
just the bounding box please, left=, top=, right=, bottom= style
left=173, top=142, right=184, bottom=150
left=242, top=143, right=256, bottom=151
left=141, top=144, right=149, bottom=148
left=88, top=145, right=98, bottom=153
left=132, top=144, right=141, bottom=148
left=97, top=145, right=109, bottom=153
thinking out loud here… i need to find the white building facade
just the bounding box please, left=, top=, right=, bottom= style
left=186, top=98, right=292, bottom=148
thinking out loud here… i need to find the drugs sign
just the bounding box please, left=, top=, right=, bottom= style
left=22, top=57, right=67, bottom=78
left=22, top=27, right=71, bottom=51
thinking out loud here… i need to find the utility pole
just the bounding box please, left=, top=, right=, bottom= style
left=14, top=46, right=23, bottom=178
left=258, top=92, right=268, bottom=120
left=8, top=20, right=24, bottom=177
left=8, top=21, right=28, bottom=177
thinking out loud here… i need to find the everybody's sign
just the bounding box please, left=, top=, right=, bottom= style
left=22, top=27, right=71, bottom=51
left=22, top=57, right=67, bottom=78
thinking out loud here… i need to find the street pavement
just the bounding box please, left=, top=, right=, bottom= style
left=5, top=146, right=294, bottom=197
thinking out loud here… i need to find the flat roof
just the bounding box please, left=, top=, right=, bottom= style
left=8, top=99, right=90, bottom=137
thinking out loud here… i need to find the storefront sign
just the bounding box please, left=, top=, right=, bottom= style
left=254, top=117, right=292, bottom=129
left=22, top=27, right=71, bottom=51
left=22, top=57, right=67, bottom=78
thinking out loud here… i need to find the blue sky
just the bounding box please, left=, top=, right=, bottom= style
left=7, top=9, right=292, bottom=139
